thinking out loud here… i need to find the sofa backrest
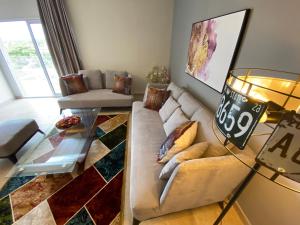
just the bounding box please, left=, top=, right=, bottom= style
left=59, top=70, right=131, bottom=96
left=78, top=70, right=103, bottom=90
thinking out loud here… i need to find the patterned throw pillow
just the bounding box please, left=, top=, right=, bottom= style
left=159, top=142, right=208, bottom=179
left=61, top=74, right=88, bottom=95
left=112, top=74, right=132, bottom=95
left=144, top=87, right=170, bottom=111
left=158, top=121, right=198, bottom=163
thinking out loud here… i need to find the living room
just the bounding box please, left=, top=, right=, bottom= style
left=0, top=0, right=299, bottom=225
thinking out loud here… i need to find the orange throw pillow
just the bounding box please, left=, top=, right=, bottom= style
left=112, top=75, right=132, bottom=95
left=61, top=74, right=88, bottom=95
left=144, top=87, right=170, bottom=111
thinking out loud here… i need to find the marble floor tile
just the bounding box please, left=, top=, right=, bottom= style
left=99, top=125, right=127, bottom=150
left=11, top=174, right=73, bottom=221
left=98, top=114, right=128, bottom=133
left=48, top=167, right=106, bottom=225
left=0, top=195, right=13, bottom=225
left=94, top=141, right=126, bottom=182
left=66, top=207, right=94, bottom=225
left=13, top=201, right=55, bottom=225
left=86, top=171, right=123, bottom=225
left=0, top=176, right=35, bottom=199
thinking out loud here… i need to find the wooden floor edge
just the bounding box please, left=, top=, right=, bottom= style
left=234, top=202, right=252, bottom=225
left=120, top=112, right=132, bottom=225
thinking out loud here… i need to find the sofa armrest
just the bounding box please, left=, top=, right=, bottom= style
left=159, top=154, right=254, bottom=213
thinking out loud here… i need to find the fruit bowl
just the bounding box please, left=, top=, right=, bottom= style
left=55, top=116, right=81, bottom=129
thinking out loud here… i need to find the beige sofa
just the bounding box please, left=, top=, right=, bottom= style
left=130, top=82, right=255, bottom=221
left=58, top=70, right=133, bottom=110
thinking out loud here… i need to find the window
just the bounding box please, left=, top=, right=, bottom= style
left=0, top=20, right=60, bottom=97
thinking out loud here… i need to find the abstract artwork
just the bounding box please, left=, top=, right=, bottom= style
left=185, top=10, right=249, bottom=93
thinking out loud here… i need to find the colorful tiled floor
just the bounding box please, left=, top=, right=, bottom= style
left=0, top=113, right=129, bottom=225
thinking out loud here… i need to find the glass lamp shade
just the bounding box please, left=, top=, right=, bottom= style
left=227, top=68, right=300, bottom=123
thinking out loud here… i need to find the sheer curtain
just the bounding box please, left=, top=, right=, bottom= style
left=36, top=0, right=82, bottom=76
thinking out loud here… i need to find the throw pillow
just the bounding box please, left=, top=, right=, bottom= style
left=158, top=121, right=198, bottom=163
left=159, top=142, right=209, bottom=179
left=112, top=74, right=132, bottom=95
left=144, top=87, right=170, bottom=111
left=167, top=82, right=184, bottom=100
left=105, top=70, right=128, bottom=89
left=61, top=74, right=88, bottom=95
left=202, top=144, right=228, bottom=158
left=163, top=108, right=189, bottom=136
left=159, top=96, right=180, bottom=123
left=143, top=83, right=168, bottom=103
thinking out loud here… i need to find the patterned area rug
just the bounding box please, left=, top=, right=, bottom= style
left=0, top=113, right=129, bottom=225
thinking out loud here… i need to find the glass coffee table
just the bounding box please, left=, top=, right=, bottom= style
left=10, top=108, right=100, bottom=177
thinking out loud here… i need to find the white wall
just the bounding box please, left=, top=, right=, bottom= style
left=0, top=0, right=39, bottom=20
left=0, top=68, right=13, bottom=104
left=64, top=0, right=174, bottom=93
left=170, top=1, right=300, bottom=225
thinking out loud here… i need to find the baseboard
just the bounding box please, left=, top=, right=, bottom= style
left=234, top=202, right=252, bottom=225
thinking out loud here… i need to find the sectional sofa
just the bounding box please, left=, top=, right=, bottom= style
left=130, top=82, right=255, bottom=221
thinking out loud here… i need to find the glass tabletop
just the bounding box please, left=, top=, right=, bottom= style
left=9, top=108, right=100, bottom=177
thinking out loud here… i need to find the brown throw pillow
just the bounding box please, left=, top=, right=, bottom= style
left=144, top=87, right=170, bottom=111
left=112, top=74, right=132, bottom=95
left=61, top=74, right=88, bottom=95
left=158, top=121, right=198, bottom=163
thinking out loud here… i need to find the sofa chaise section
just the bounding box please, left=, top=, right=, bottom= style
left=57, top=70, right=133, bottom=109
left=130, top=82, right=255, bottom=221
left=130, top=101, right=167, bottom=220
left=58, top=89, right=133, bottom=109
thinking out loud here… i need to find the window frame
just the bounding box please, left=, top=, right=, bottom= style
left=0, top=19, right=60, bottom=98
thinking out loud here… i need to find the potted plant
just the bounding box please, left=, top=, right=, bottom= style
left=146, top=66, right=170, bottom=84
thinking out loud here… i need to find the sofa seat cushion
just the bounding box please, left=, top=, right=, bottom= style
left=58, top=89, right=133, bottom=109
left=130, top=101, right=167, bottom=220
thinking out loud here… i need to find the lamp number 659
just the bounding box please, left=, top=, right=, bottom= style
left=216, top=96, right=253, bottom=138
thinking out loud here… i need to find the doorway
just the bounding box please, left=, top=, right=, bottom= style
left=0, top=20, right=60, bottom=97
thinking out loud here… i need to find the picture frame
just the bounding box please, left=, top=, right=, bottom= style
left=185, top=9, right=249, bottom=93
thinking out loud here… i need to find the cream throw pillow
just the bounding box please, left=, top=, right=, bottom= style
left=159, top=142, right=208, bottom=179
left=158, top=121, right=198, bottom=163
left=163, top=108, right=189, bottom=136
left=159, top=96, right=180, bottom=123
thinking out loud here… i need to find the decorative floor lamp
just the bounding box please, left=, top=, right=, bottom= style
left=212, top=68, right=300, bottom=225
